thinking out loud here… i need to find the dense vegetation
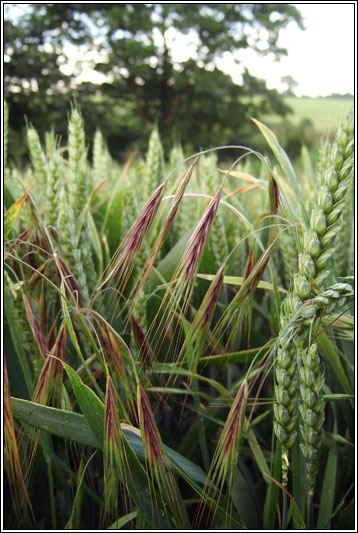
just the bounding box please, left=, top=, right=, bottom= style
left=4, top=101, right=354, bottom=529
left=4, top=3, right=303, bottom=160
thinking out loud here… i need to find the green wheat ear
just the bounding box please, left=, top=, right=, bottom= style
left=45, top=147, right=63, bottom=229
left=299, top=343, right=325, bottom=495
left=145, top=127, right=165, bottom=199
left=27, top=126, right=47, bottom=202
left=274, top=109, right=354, bottom=490
left=200, top=153, right=228, bottom=269
left=93, top=129, right=111, bottom=184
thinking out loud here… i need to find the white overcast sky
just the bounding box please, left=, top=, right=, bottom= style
left=234, top=3, right=355, bottom=97
left=4, top=2, right=356, bottom=97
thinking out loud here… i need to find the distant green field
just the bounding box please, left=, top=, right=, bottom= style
left=278, top=96, right=353, bottom=134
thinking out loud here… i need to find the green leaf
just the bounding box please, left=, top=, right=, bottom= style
left=197, top=273, right=287, bottom=293
left=318, top=331, right=353, bottom=399
left=4, top=190, right=29, bottom=241
left=335, top=498, right=355, bottom=530
left=11, top=397, right=99, bottom=448
left=116, top=436, right=174, bottom=530
left=102, top=182, right=124, bottom=255
left=108, top=511, right=137, bottom=529
left=11, top=398, right=173, bottom=529
left=244, top=421, right=270, bottom=481
left=317, top=420, right=338, bottom=529
left=263, top=440, right=281, bottom=529
left=291, top=432, right=306, bottom=528
left=232, top=467, right=261, bottom=529
left=87, top=210, right=103, bottom=274
left=199, top=344, right=271, bottom=366
left=62, top=362, right=105, bottom=449
left=4, top=290, right=33, bottom=396
left=11, top=397, right=208, bottom=487
left=4, top=183, right=16, bottom=210
left=60, top=286, right=104, bottom=398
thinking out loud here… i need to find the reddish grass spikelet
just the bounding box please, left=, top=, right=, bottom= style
left=128, top=162, right=196, bottom=314
left=137, top=385, right=184, bottom=527
left=269, top=174, right=280, bottom=215
left=243, top=249, right=254, bottom=281
left=22, top=293, right=48, bottom=360
left=33, top=323, right=67, bottom=405
left=105, top=375, right=121, bottom=448
left=103, top=375, right=123, bottom=521
left=54, top=254, right=85, bottom=304
left=138, top=386, right=162, bottom=465
left=199, top=263, right=225, bottom=330
left=197, top=379, right=248, bottom=528
left=5, top=228, right=31, bottom=255
left=4, top=358, right=32, bottom=523
left=38, top=288, right=48, bottom=336
left=99, top=181, right=166, bottom=295
left=211, top=240, right=276, bottom=353
left=177, top=263, right=225, bottom=380
left=181, top=189, right=221, bottom=281
left=147, top=189, right=223, bottom=365
left=97, top=322, right=127, bottom=381
left=131, top=315, right=155, bottom=368
left=94, top=316, right=136, bottom=421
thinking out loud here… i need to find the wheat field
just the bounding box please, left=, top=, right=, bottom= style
left=4, top=101, right=354, bottom=530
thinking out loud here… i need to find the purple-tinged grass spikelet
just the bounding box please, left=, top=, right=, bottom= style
left=137, top=385, right=185, bottom=528
left=4, top=358, right=32, bottom=524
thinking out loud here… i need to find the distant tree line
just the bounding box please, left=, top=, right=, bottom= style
left=4, top=3, right=304, bottom=162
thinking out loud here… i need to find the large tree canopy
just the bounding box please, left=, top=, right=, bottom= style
left=4, top=3, right=304, bottom=159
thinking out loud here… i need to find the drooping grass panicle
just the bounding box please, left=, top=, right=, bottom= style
left=54, top=253, right=86, bottom=305
left=131, top=315, right=155, bottom=368
left=137, top=384, right=184, bottom=528
left=143, top=187, right=223, bottom=367
left=176, top=262, right=225, bottom=379
left=4, top=358, right=32, bottom=523
left=210, top=235, right=277, bottom=355
left=103, top=374, right=127, bottom=522
left=95, top=318, right=137, bottom=421
left=22, top=292, right=48, bottom=361
left=127, top=162, right=196, bottom=317
left=33, top=323, right=67, bottom=406
left=197, top=379, right=248, bottom=528
left=179, top=188, right=222, bottom=282
left=98, top=180, right=167, bottom=312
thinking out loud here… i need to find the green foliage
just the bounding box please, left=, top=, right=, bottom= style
left=4, top=4, right=303, bottom=160
left=4, top=105, right=354, bottom=530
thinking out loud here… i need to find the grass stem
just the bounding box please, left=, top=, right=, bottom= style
left=282, top=490, right=288, bottom=530
left=307, top=492, right=314, bottom=530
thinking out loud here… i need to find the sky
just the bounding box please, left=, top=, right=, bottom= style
left=4, top=2, right=356, bottom=97
left=232, top=3, right=355, bottom=97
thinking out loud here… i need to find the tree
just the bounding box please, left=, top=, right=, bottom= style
left=280, top=75, right=299, bottom=96
left=4, top=4, right=304, bottom=158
